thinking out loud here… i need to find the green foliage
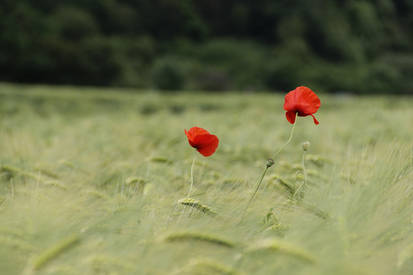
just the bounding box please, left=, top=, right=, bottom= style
left=49, top=6, right=99, bottom=41
left=152, top=56, right=186, bottom=91
left=1, top=1, right=413, bottom=92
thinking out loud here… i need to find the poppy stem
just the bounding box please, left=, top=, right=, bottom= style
left=273, top=114, right=297, bottom=159
left=187, top=157, right=196, bottom=197
left=246, top=167, right=269, bottom=207
left=241, top=114, right=297, bottom=221
left=241, top=159, right=274, bottom=220
left=294, top=150, right=307, bottom=198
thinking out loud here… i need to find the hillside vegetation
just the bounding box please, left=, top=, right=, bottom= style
left=1, top=1, right=413, bottom=92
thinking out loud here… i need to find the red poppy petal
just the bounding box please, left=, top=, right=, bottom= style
left=185, top=127, right=210, bottom=147
left=286, top=111, right=297, bottom=124
left=185, top=133, right=195, bottom=148
left=311, top=114, right=319, bottom=125
left=283, top=89, right=298, bottom=112
left=185, top=129, right=195, bottom=147
left=193, top=134, right=219, bottom=157
left=188, top=127, right=210, bottom=137
left=296, top=86, right=320, bottom=115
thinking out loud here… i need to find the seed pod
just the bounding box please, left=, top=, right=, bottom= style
left=302, top=141, right=311, bottom=151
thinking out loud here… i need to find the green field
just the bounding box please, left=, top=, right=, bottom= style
left=0, top=83, right=412, bottom=275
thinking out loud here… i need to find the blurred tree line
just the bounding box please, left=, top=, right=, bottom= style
left=0, top=0, right=412, bottom=93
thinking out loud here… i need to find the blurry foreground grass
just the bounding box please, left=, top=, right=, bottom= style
left=0, top=83, right=412, bottom=275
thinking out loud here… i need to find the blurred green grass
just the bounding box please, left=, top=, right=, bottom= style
left=0, top=83, right=412, bottom=275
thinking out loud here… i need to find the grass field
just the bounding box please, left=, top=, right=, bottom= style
left=0, top=83, right=412, bottom=275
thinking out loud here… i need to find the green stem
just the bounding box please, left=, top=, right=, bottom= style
left=273, top=114, right=297, bottom=159
left=240, top=114, right=297, bottom=221
left=294, top=150, right=307, bottom=198
left=241, top=159, right=274, bottom=220
left=245, top=166, right=269, bottom=208
left=187, top=158, right=196, bottom=197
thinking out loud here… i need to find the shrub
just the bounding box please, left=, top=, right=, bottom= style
left=151, top=56, right=185, bottom=91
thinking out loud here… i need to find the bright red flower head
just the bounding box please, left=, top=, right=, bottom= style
left=284, top=86, right=321, bottom=125
left=184, top=127, right=219, bottom=157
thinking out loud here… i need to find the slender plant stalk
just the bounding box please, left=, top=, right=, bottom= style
left=241, top=114, right=298, bottom=219
left=242, top=163, right=271, bottom=216
left=33, top=235, right=80, bottom=270
left=273, top=115, right=297, bottom=159
left=249, top=166, right=270, bottom=204
left=187, top=157, right=196, bottom=197
left=294, top=150, right=307, bottom=198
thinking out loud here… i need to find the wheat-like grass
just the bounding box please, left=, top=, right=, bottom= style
left=178, top=198, right=217, bottom=216
left=149, top=156, right=173, bottom=164
left=272, top=175, right=296, bottom=196
left=32, top=234, right=80, bottom=270
left=0, top=165, right=65, bottom=189
left=397, top=243, right=413, bottom=268
left=83, top=189, right=110, bottom=200
left=246, top=238, right=316, bottom=263
left=1, top=86, right=413, bottom=275
left=85, top=254, right=135, bottom=271
left=174, top=258, right=242, bottom=275
left=34, top=168, right=59, bottom=179
left=305, top=154, right=331, bottom=167
left=0, top=236, right=35, bottom=252
left=298, top=201, right=330, bottom=220
left=125, top=176, right=146, bottom=185
left=0, top=165, right=39, bottom=180
left=42, top=180, right=67, bottom=190
left=164, top=232, right=235, bottom=248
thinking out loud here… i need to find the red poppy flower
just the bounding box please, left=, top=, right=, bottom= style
left=184, top=127, right=219, bottom=157
left=284, top=86, right=321, bottom=125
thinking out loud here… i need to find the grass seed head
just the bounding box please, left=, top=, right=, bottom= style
left=178, top=198, right=217, bottom=216
left=247, top=238, right=316, bottom=263
left=178, top=258, right=242, bottom=275
left=302, top=141, right=311, bottom=151
left=164, top=232, right=235, bottom=248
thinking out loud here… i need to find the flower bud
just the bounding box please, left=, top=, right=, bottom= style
left=266, top=158, right=275, bottom=168
left=302, top=141, right=310, bottom=151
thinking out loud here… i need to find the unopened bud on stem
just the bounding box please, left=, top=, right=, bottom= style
left=266, top=158, right=275, bottom=168
left=302, top=141, right=311, bottom=151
